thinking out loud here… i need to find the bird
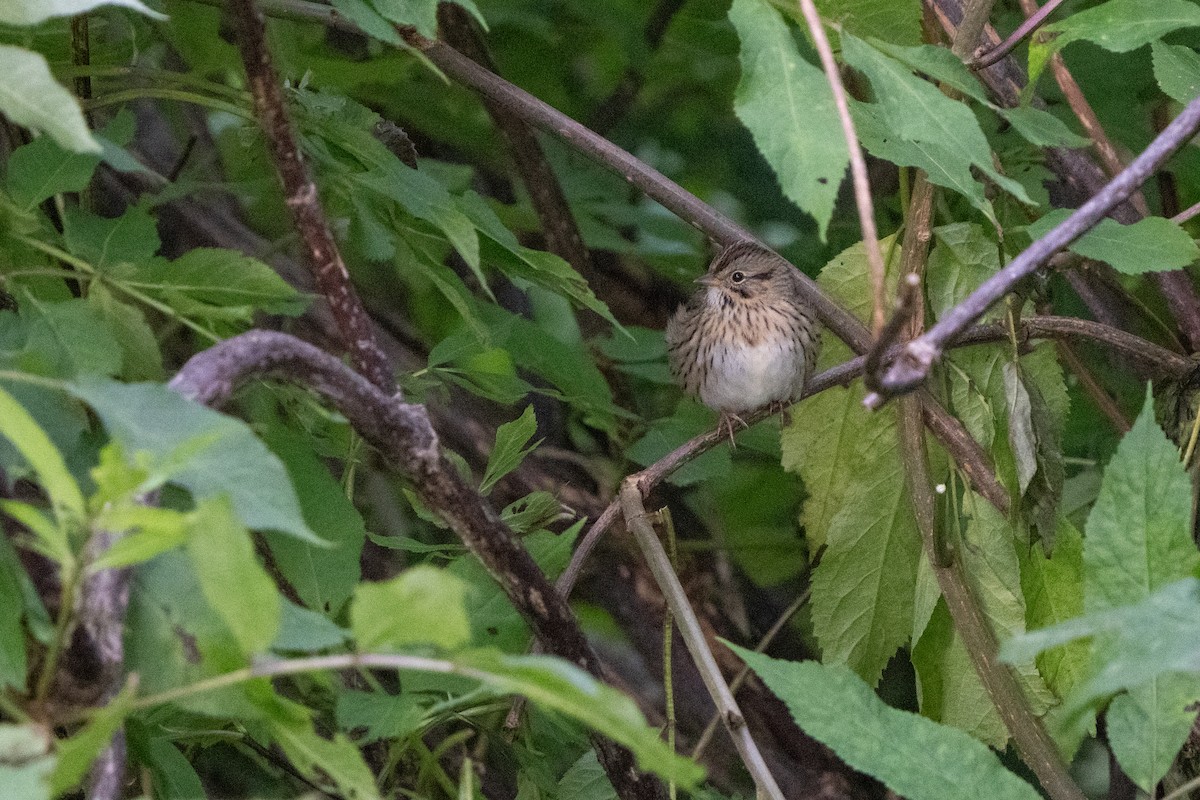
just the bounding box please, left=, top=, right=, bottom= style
left=665, top=241, right=821, bottom=445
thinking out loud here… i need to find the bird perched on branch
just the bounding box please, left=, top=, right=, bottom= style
left=666, top=241, right=821, bottom=445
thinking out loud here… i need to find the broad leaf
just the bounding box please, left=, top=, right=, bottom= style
left=730, top=0, right=848, bottom=239
left=352, top=566, right=471, bottom=651
left=1028, top=211, right=1199, bottom=275
left=0, top=0, right=165, bottom=25
left=1152, top=40, right=1200, bottom=104
left=0, top=46, right=99, bottom=155
left=732, top=646, right=1041, bottom=800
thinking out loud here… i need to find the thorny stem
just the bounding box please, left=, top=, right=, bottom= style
left=620, top=481, right=785, bottom=800
left=870, top=94, right=1200, bottom=399
left=795, top=0, right=887, bottom=333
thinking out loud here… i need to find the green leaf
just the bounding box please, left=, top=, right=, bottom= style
left=0, top=0, right=166, bottom=25
left=62, top=205, right=160, bottom=271
left=87, top=283, right=164, bottom=381
left=926, top=223, right=1003, bottom=321
left=1084, top=386, right=1198, bottom=790
left=70, top=379, right=322, bottom=544
left=269, top=715, right=382, bottom=800
left=186, top=497, right=281, bottom=655
left=1028, top=211, right=1200, bottom=275
left=0, top=725, right=54, bottom=800
left=369, top=0, right=438, bottom=38
left=481, top=405, right=540, bottom=494
left=1029, top=0, right=1200, bottom=86
left=352, top=565, right=471, bottom=651
left=842, top=33, right=1031, bottom=210
left=815, top=0, right=921, bottom=45
left=1017, top=519, right=1089, bottom=700
left=336, top=690, right=427, bottom=744
left=0, top=385, right=85, bottom=529
left=4, top=134, right=101, bottom=210
left=125, top=723, right=206, bottom=800
left=122, top=248, right=307, bottom=318
left=729, top=0, right=848, bottom=239
left=557, top=751, right=615, bottom=800
left=0, top=539, right=28, bottom=690
left=261, top=423, right=364, bottom=616
left=23, top=296, right=123, bottom=378
left=997, top=106, right=1092, bottom=149
left=0, top=46, right=99, bottom=155
left=1152, top=40, right=1200, bottom=104
left=458, top=650, right=704, bottom=787
left=330, top=0, right=404, bottom=45
left=730, top=645, right=1042, bottom=800
left=48, top=682, right=136, bottom=795
left=1004, top=362, right=1038, bottom=495
left=273, top=598, right=351, bottom=652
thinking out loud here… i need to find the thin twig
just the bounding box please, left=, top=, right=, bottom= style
left=795, top=0, right=887, bottom=333
left=896, top=398, right=1087, bottom=800
left=1173, top=199, right=1200, bottom=225
left=620, top=481, right=785, bottom=800
left=969, top=0, right=1065, bottom=69
left=169, top=331, right=665, bottom=800
left=871, top=94, right=1200, bottom=398
left=226, top=0, right=395, bottom=392
left=691, top=586, right=811, bottom=760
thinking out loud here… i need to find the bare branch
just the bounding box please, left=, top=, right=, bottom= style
left=873, top=95, right=1200, bottom=398
left=226, top=0, right=395, bottom=392
left=969, top=0, right=1065, bottom=69
left=796, top=0, right=888, bottom=333
left=620, top=481, right=785, bottom=800
left=169, top=331, right=666, bottom=800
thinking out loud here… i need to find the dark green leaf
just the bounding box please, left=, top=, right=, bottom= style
left=336, top=690, right=427, bottom=743
left=1029, top=211, right=1199, bottom=274
left=1152, top=40, right=1200, bottom=103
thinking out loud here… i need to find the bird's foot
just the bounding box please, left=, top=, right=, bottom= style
left=716, top=411, right=749, bottom=448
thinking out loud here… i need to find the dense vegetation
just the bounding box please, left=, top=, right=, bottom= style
left=3, top=0, right=1200, bottom=798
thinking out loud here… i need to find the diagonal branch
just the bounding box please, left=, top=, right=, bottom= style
left=226, top=0, right=395, bottom=392
left=870, top=94, right=1200, bottom=399
left=169, top=330, right=666, bottom=800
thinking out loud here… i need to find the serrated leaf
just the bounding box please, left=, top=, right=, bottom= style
left=63, top=205, right=160, bottom=270
left=1029, top=211, right=1199, bottom=274
left=70, top=379, right=322, bottom=544
left=926, top=223, right=1003, bottom=321
left=731, top=645, right=1042, bottom=800
left=186, top=497, right=281, bottom=655
left=481, top=405, right=540, bottom=494
left=1029, top=0, right=1200, bottom=86
left=1082, top=387, right=1200, bottom=790
left=123, top=248, right=307, bottom=317
left=842, top=33, right=1031, bottom=209
left=352, top=565, right=471, bottom=651
left=0, top=46, right=99, bottom=155
left=815, top=0, right=921, bottom=45
left=729, top=0, right=848, bottom=239
left=1017, top=519, right=1088, bottom=700
left=1152, top=40, right=1200, bottom=104
left=23, top=296, right=123, bottom=378
left=87, top=283, right=164, bottom=381
left=4, top=134, right=101, bottom=210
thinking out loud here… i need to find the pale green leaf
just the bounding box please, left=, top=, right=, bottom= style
left=0, top=386, right=84, bottom=528
left=731, top=646, right=1042, bottom=800
left=70, top=379, right=321, bottom=544
left=0, top=46, right=99, bottom=154
left=1017, top=519, right=1089, bottom=700
left=814, top=0, right=921, bottom=45
left=1152, top=40, right=1200, bottom=104
left=730, top=0, right=848, bottom=239
left=186, top=498, right=281, bottom=655
left=1108, top=675, right=1200, bottom=792
left=87, top=283, right=164, bottom=381
left=270, top=716, right=382, bottom=800
left=49, top=683, right=136, bottom=795
left=352, top=565, right=471, bottom=651
left=0, top=725, right=54, bottom=800
left=481, top=405, right=540, bottom=494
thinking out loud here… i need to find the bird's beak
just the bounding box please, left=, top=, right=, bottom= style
left=695, top=274, right=718, bottom=287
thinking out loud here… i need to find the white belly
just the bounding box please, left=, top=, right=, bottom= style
left=698, top=338, right=802, bottom=412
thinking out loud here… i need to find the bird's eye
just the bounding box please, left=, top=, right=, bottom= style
left=731, top=271, right=746, bottom=283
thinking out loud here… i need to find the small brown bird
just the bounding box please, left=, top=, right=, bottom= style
left=665, top=241, right=821, bottom=443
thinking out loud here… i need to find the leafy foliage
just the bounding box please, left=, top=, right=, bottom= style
left=1, top=0, right=1200, bottom=798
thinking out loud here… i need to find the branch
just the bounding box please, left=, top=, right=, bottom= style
left=969, top=0, right=1065, bottom=69
left=169, top=331, right=665, bottom=800
left=796, top=0, right=887, bottom=333
left=226, top=0, right=395, bottom=392
left=896, top=398, right=1087, bottom=800
left=872, top=94, right=1200, bottom=398
left=619, top=481, right=785, bottom=800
